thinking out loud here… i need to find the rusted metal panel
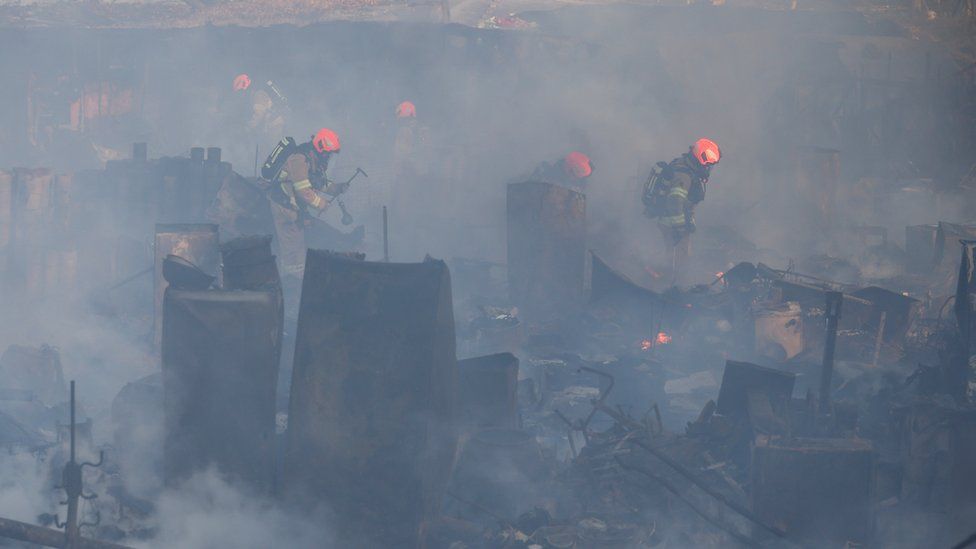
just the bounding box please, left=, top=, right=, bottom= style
left=162, top=289, right=281, bottom=492
left=507, top=181, right=585, bottom=322
left=752, top=437, right=874, bottom=544
left=153, top=224, right=220, bottom=347
left=283, top=251, right=457, bottom=548
left=458, top=353, right=519, bottom=432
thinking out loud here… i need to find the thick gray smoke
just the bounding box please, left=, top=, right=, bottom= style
left=0, top=3, right=971, bottom=548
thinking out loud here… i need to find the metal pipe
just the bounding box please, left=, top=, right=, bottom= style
left=818, top=291, right=844, bottom=416
left=66, top=381, right=78, bottom=549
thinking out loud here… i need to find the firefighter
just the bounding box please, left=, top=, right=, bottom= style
left=393, top=100, right=419, bottom=180
left=233, top=73, right=287, bottom=148
left=643, top=138, right=721, bottom=282
left=262, top=128, right=345, bottom=279
left=530, top=151, right=593, bottom=191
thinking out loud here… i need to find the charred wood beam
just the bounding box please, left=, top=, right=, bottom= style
left=0, top=516, right=133, bottom=549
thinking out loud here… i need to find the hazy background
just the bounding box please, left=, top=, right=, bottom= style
left=0, top=4, right=972, bottom=547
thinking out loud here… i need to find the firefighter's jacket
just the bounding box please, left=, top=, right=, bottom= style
left=658, top=153, right=710, bottom=233
left=277, top=152, right=331, bottom=212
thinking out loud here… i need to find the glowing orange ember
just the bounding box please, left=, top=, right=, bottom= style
left=641, top=332, right=671, bottom=350
left=715, top=271, right=725, bottom=278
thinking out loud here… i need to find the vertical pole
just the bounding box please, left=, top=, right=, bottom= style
left=819, top=292, right=843, bottom=417
left=66, top=380, right=78, bottom=549
left=70, top=380, right=75, bottom=463
left=382, top=206, right=389, bottom=262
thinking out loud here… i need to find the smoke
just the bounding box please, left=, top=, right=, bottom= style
left=0, top=451, right=49, bottom=524
left=0, top=4, right=972, bottom=548
left=146, top=470, right=331, bottom=549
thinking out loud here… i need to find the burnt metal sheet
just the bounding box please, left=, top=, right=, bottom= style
left=716, top=360, right=795, bottom=418
left=851, top=286, right=920, bottom=342
left=283, top=251, right=457, bottom=547
left=590, top=250, right=659, bottom=305
left=458, top=353, right=519, bottom=432
left=220, top=235, right=280, bottom=291
left=507, top=181, right=585, bottom=322
left=161, top=289, right=282, bottom=492
left=752, top=437, right=874, bottom=544
left=153, top=224, right=220, bottom=347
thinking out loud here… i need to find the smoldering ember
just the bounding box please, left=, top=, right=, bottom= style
left=1, top=1, right=976, bottom=549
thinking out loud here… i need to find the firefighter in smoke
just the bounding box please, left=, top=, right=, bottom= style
left=393, top=100, right=420, bottom=181
left=642, top=138, right=721, bottom=282
left=530, top=151, right=593, bottom=192
left=233, top=73, right=288, bottom=147
left=261, top=128, right=347, bottom=279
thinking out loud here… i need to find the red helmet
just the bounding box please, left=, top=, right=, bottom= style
left=233, top=74, right=252, bottom=92
left=396, top=101, right=416, bottom=118
left=312, top=128, right=341, bottom=153
left=563, top=151, right=592, bottom=179
left=693, top=138, right=721, bottom=166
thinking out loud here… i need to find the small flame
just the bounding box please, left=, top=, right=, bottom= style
left=715, top=271, right=725, bottom=278
left=641, top=332, right=671, bottom=351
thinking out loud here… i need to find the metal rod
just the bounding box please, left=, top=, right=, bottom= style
left=67, top=380, right=78, bottom=549
left=382, top=206, right=389, bottom=262
left=107, top=266, right=153, bottom=291
left=70, top=381, right=75, bottom=464
left=818, top=291, right=844, bottom=416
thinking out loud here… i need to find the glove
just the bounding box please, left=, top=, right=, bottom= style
left=685, top=216, right=696, bottom=234
left=327, top=180, right=350, bottom=198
